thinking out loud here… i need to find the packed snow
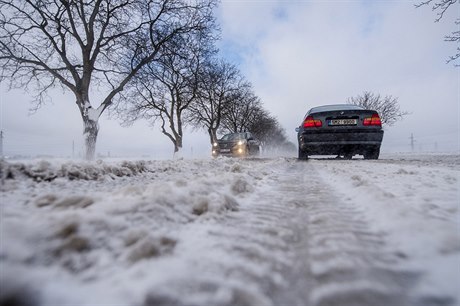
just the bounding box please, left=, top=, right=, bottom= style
left=0, top=153, right=459, bottom=306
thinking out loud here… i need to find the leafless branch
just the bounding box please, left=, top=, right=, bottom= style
left=348, top=91, right=410, bottom=126
left=416, top=0, right=459, bottom=66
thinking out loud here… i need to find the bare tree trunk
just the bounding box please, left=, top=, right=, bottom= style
left=208, top=128, right=218, bottom=144
left=78, top=95, right=101, bottom=160
left=172, top=136, right=184, bottom=159
left=83, top=118, right=99, bottom=160
left=159, top=116, right=184, bottom=155
left=174, top=136, right=183, bottom=153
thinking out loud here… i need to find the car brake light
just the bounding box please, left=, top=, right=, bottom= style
left=363, top=114, right=382, bottom=126
left=303, top=116, right=322, bottom=128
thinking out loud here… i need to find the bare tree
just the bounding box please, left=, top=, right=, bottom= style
left=189, top=56, right=292, bottom=151
left=416, top=0, right=460, bottom=65
left=347, top=91, right=409, bottom=126
left=189, top=58, right=243, bottom=144
left=247, top=110, right=277, bottom=146
left=244, top=107, right=294, bottom=152
left=0, top=0, right=217, bottom=159
left=119, top=31, right=214, bottom=154
left=219, top=82, right=259, bottom=134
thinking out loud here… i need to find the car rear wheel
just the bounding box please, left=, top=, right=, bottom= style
left=298, top=148, right=308, bottom=160
left=364, top=147, right=380, bottom=160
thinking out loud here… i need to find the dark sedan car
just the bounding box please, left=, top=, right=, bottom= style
left=212, top=132, right=260, bottom=157
left=296, top=104, right=384, bottom=160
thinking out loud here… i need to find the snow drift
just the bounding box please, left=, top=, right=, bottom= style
left=0, top=153, right=458, bottom=306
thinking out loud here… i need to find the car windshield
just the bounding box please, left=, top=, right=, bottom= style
left=309, top=104, right=364, bottom=114
left=220, top=133, right=245, bottom=141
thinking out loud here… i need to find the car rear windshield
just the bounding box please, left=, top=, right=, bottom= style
left=309, top=104, right=364, bottom=114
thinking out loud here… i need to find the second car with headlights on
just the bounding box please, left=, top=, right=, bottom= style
left=296, top=104, right=384, bottom=160
left=212, top=132, right=260, bottom=157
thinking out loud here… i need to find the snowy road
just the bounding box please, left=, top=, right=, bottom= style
left=1, top=153, right=459, bottom=306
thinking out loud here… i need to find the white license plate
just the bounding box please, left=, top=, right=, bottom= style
left=220, top=149, right=231, bottom=153
left=329, top=119, right=357, bottom=126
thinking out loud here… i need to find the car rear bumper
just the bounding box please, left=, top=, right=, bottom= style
left=298, top=129, right=383, bottom=155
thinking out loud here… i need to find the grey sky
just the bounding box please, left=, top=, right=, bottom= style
left=1, top=0, right=458, bottom=158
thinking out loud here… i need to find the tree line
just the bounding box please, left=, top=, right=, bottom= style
left=0, top=0, right=291, bottom=159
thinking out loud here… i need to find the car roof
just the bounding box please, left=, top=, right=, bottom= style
left=224, top=132, right=247, bottom=136
left=309, top=104, right=364, bottom=113
left=220, top=132, right=250, bottom=140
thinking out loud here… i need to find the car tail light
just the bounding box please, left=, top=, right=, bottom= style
left=303, top=116, right=322, bottom=128
left=363, top=114, right=382, bottom=126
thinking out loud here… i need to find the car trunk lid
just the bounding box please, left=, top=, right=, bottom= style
left=304, top=109, right=381, bottom=129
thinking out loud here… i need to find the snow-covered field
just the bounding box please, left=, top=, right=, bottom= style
left=1, top=153, right=459, bottom=306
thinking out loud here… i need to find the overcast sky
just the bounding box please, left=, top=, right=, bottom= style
left=1, top=0, right=459, bottom=159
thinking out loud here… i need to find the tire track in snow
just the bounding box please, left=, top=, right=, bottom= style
left=247, top=159, right=453, bottom=306
left=140, top=158, right=454, bottom=306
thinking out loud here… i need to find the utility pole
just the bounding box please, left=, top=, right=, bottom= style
left=0, top=130, right=3, bottom=158
left=409, top=133, right=415, bottom=152
left=0, top=131, right=3, bottom=186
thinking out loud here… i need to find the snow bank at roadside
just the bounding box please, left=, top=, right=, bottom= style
left=1, top=159, right=150, bottom=182
left=1, top=157, right=280, bottom=305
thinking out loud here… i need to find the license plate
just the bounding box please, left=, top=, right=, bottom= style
left=329, top=119, right=357, bottom=126
left=220, top=149, right=231, bottom=153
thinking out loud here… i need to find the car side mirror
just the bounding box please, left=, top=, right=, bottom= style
left=295, top=127, right=300, bottom=132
